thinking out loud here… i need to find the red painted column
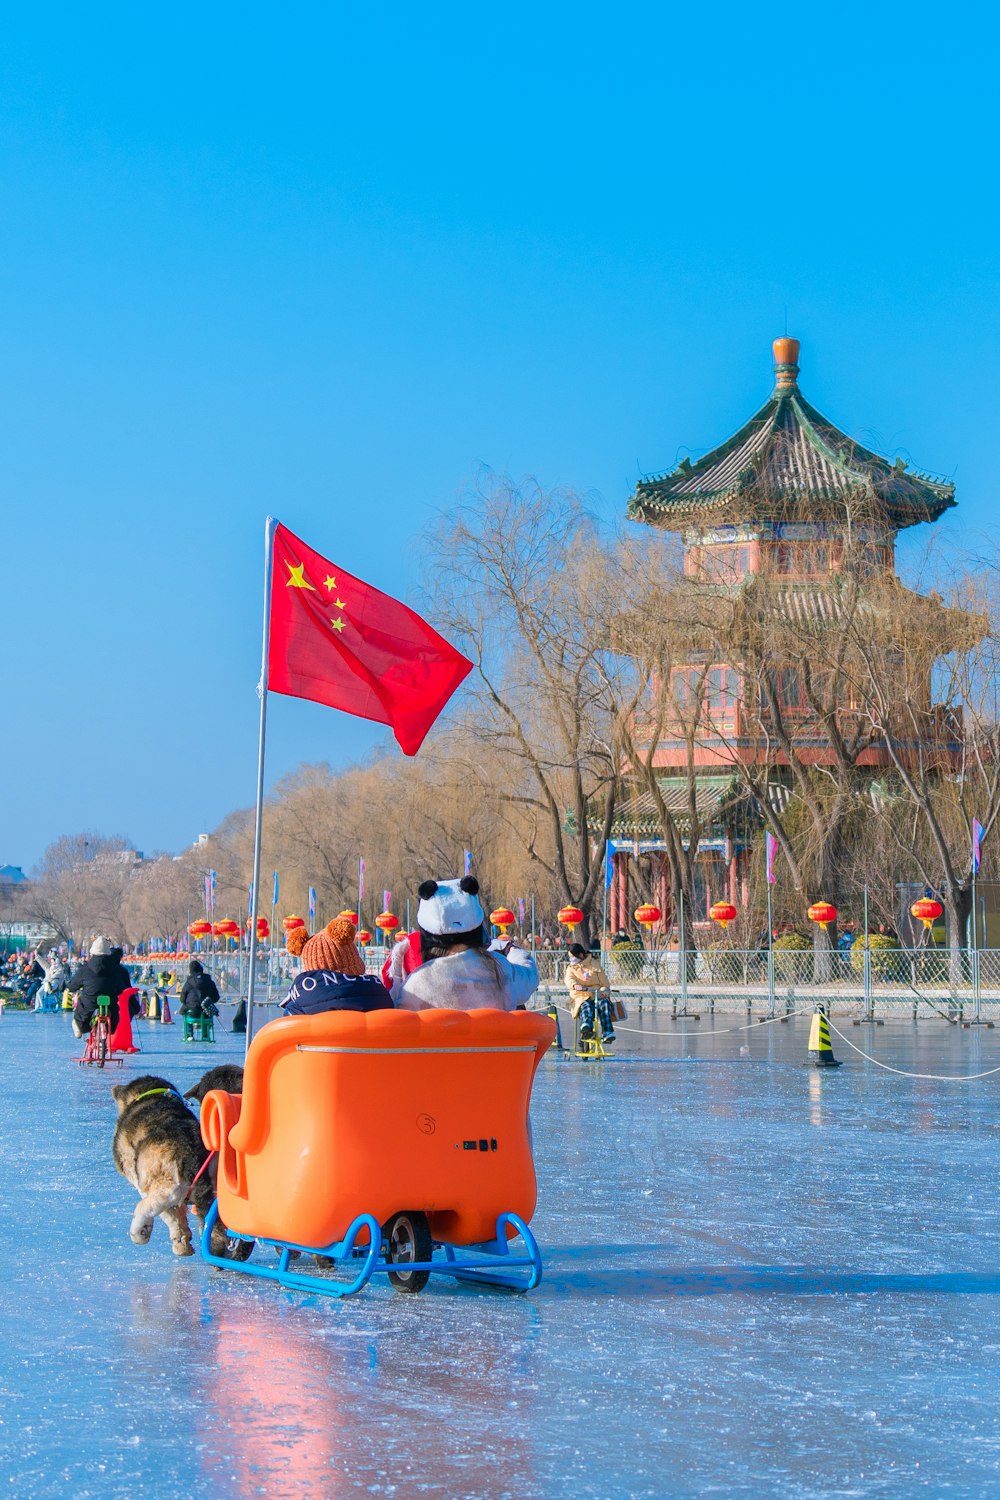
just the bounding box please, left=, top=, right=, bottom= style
left=728, top=843, right=739, bottom=906
left=612, top=852, right=629, bottom=932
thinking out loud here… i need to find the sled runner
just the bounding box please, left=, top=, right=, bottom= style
left=198, top=1006, right=554, bottom=1297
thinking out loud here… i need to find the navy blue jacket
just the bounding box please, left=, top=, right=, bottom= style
left=280, top=969, right=394, bottom=1017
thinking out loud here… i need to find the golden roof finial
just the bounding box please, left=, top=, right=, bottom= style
left=772, top=336, right=800, bottom=392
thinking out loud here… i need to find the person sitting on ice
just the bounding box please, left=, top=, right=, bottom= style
left=281, top=916, right=394, bottom=1017
left=179, top=959, right=222, bottom=1021
left=564, top=942, right=616, bottom=1045
left=396, top=877, right=539, bottom=1012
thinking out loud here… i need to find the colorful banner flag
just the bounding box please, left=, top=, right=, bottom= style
left=204, top=875, right=211, bottom=914
left=973, top=818, right=985, bottom=874
left=518, top=897, right=526, bottom=926
left=272, top=871, right=279, bottom=907
left=248, top=882, right=254, bottom=911
left=605, top=843, right=615, bottom=890
left=308, top=886, right=316, bottom=922
left=766, top=831, right=778, bottom=886
left=463, top=849, right=472, bottom=876
left=358, top=856, right=366, bottom=901
left=267, top=522, right=472, bottom=755
left=383, top=889, right=391, bottom=911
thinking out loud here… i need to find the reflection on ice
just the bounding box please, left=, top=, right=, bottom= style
left=3, top=1012, right=1000, bottom=1497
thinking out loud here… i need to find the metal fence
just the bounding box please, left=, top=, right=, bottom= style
left=127, top=945, right=1000, bottom=1021
left=533, top=946, right=1000, bottom=1023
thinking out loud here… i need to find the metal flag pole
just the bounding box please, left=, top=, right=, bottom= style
left=972, top=868, right=981, bottom=1022
left=245, top=516, right=277, bottom=1050
left=773, top=876, right=779, bottom=1020
left=862, top=883, right=873, bottom=1022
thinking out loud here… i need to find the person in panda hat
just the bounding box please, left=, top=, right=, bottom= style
left=396, top=876, right=539, bottom=1011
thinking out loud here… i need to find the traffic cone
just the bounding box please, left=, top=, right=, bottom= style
left=160, top=995, right=174, bottom=1025
left=807, top=1006, right=842, bottom=1068
left=148, top=991, right=159, bottom=1020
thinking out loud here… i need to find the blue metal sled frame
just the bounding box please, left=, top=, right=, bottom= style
left=199, top=1200, right=543, bottom=1297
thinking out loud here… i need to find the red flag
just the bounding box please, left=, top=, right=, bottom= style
left=267, top=522, right=472, bottom=755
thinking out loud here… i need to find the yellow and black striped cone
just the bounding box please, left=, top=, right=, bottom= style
left=807, top=1007, right=842, bottom=1068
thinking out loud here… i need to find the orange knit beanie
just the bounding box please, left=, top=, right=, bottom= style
left=286, top=916, right=365, bottom=976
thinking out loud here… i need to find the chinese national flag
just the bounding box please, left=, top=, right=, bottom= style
left=267, top=522, right=472, bottom=755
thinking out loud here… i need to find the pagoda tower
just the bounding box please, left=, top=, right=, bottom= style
left=608, top=336, right=957, bottom=933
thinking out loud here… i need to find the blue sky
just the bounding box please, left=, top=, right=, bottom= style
left=4, top=2, right=999, bottom=868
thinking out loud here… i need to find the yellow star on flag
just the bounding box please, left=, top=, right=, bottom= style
left=285, top=561, right=315, bottom=591
left=323, top=575, right=337, bottom=592
left=330, top=617, right=346, bottom=633
left=333, top=598, right=346, bottom=610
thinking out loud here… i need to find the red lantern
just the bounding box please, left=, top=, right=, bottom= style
left=634, top=903, right=662, bottom=928
left=188, top=920, right=212, bottom=938
left=282, top=914, right=306, bottom=935
left=246, top=915, right=270, bottom=939
left=375, top=911, right=400, bottom=933
left=490, top=907, right=515, bottom=932
left=807, top=902, right=838, bottom=930
left=709, top=901, right=738, bottom=928
left=338, top=909, right=360, bottom=927
left=557, top=906, right=584, bottom=929
left=357, top=929, right=372, bottom=945
left=911, top=897, right=943, bottom=931
left=395, top=929, right=410, bottom=944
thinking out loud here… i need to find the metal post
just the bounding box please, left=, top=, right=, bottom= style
left=245, top=517, right=277, bottom=1049
left=679, top=888, right=688, bottom=1017
left=531, top=893, right=536, bottom=953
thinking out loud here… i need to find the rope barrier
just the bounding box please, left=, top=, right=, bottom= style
left=824, top=1019, right=1000, bottom=1083
left=543, top=1003, right=1000, bottom=1081
left=545, top=1002, right=807, bottom=1040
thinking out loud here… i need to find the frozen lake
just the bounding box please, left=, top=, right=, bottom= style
left=3, top=1007, right=1000, bottom=1498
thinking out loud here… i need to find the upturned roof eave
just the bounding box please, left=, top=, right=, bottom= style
left=628, top=387, right=956, bottom=529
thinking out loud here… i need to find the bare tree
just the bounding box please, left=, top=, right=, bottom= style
left=425, top=476, right=619, bottom=939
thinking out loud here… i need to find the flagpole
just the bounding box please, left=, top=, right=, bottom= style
left=246, top=516, right=277, bottom=1050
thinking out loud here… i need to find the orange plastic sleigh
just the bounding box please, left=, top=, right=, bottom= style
left=198, top=1006, right=555, bottom=1297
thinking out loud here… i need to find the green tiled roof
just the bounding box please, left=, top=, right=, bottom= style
left=628, top=353, right=955, bottom=532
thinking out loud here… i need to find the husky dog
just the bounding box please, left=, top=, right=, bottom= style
left=112, top=1073, right=225, bottom=1257
left=182, top=1063, right=244, bottom=1103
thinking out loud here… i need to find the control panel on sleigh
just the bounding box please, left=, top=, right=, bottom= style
left=198, top=1007, right=554, bottom=1250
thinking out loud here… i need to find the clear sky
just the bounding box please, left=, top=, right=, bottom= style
left=4, top=2, right=998, bottom=869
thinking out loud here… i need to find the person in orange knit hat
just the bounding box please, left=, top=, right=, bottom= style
left=281, top=916, right=393, bottom=1017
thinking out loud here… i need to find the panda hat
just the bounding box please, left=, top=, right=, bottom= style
left=416, top=876, right=485, bottom=937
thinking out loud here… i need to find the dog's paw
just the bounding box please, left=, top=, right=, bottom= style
left=130, top=1225, right=153, bottom=1245
left=171, top=1239, right=195, bottom=1257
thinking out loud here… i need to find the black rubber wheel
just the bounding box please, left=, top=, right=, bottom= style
left=96, top=1028, right=107, bottom=1068
left=226, top=1235, right=255, bottom=1262
left=384, top=1211, right=432, bottom=1293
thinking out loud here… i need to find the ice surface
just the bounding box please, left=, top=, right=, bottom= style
left=2, top=1009, right=1000, bottom=1498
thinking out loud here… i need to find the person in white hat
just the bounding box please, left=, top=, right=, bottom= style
left=66, top=936, right=132, bottom=1039
left=397, top=877, right=539, bottom=1012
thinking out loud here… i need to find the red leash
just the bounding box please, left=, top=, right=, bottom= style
left=186, top=1149, right=217, bottom=1209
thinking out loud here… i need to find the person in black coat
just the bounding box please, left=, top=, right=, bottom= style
left=179, top=960, right=221, bottom=1019
left=67, top=937, right=131, bottom=1037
